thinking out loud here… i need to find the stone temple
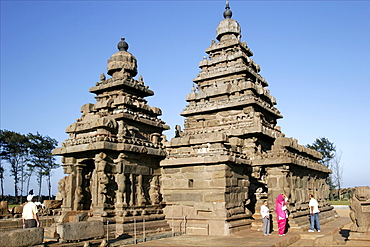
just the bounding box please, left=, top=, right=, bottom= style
left=53, top=2, right=335, bottom=236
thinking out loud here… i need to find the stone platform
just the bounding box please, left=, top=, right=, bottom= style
left=42, top=208, right=365, bottom=247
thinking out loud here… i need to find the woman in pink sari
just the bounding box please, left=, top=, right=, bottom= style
left=275, top=193, right=288, bottom=236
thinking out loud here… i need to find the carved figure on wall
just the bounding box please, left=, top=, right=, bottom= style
left=114, top=153, right=127, bottom=173
left=175, top=125, right=182, bottom=137
left=75, top=187, right=83, bottom=210
left=58, top=176, right=67, bottom=201
left=115, top=172, right=126, bottom=205
left=149, top=176, right=160, bottom=205
left=100, top=73, right=106, bottom=82
left=138, top=75, right=144, bottom=85
left=82, top=172, right=92, bottom=210
left=95, top=152, right=107, bottom=172
left=136, top=175, right=146, bottom=206
left=99, top=173, right=109, bottom=206
left=129, top=174, right=134, bottom=206
left=151, top=133, right=160, bottom=146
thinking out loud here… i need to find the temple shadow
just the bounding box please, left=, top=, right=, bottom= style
left=285, top=218, right=290, bottom=234
left=340, top=229, right=350, bottom=241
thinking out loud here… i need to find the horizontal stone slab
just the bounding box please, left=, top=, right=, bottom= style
left=161, top=154, right=251, bottom=166
left=57, top=220, right=104, bottom=242
left=53, top=141, right=166, bottom=157
left=0, top=227, right=44, bottom=247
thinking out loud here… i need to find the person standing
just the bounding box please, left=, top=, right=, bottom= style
left=260, top=200, right=271, bottom=236
left=275, top=193, right=288, bottom=236
left=308, top=194, right=320, bottom=232
left=22, top=194, right=40, bottom=228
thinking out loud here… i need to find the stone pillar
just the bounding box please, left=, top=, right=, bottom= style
left=129, top=174, right=134, bottom=206
left=266, top=166, right=289, bottom=205
left=266, top=166, right=289, bottom=231
left=74, top=165, right=84, bottom=211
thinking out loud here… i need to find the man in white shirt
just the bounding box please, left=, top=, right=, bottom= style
left=260, top=200, right=271, bottom=236
left=22, top=195, right=40, bottom=228
left=308, top=194, right=320, bottom=232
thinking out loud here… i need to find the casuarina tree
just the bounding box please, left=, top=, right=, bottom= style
left=306, top=137, right=337, bottom=199
left=28, top=132, right=59, bottom=201
left=0, top=130, right=30, bottom=203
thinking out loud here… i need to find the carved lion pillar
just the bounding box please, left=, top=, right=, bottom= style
left=149, top=175, right=160, bottom=205
left=114, top=153, right=128, bottom=214
left=59, top=162, right=76, bottom=212
left=73, top=164, right=84, bottom=211
left=92, top=152, right=108, bottom=215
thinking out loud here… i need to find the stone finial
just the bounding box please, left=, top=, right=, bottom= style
left=223, top=0, right=232, bottom=19
left=117, top=37, right=128, bottom=51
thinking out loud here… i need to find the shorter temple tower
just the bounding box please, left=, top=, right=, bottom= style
left=53, top=38, right=170, bottom=229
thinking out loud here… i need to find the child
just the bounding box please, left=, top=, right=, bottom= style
left=260, top=200, right=271, bottom=236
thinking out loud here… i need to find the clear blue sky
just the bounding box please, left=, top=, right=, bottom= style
left=1, top=0, right=369, bottom=195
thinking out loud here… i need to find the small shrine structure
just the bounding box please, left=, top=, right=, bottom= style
left=53, top=38, right=170, bottom=227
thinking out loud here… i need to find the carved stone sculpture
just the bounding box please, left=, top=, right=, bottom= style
left=350, top=186, right=370, bottom=233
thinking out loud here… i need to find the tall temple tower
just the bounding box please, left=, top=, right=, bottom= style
left=161, top=2, right=334, bottom=235
left=53, top=38, right=170, bottom=226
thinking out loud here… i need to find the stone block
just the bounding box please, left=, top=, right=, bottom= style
left=162, top=168, right=181, bottom=174
left=168, top=193, right=203, bottom=202
left=194, top=166, right=205, bottom=172
left=186, top=223, right=209, bottom=235
left=57, top=220, right=104, bottom=242
left=0, top=201, right=9, bottom=215
left=182, top=166, right=194, bottom=173
left=12, top=205, right=23, bottom=214
left=209, top=177, right=225, bottom=187
left=43, top=200, right=62, bottom=209
left=212, top=170, right=226, bottom=178
left=0, top=227, right=44, bottom=247
left=204, top=193, right=224, bottom=202
left=194, top=179, right=210, bottom=188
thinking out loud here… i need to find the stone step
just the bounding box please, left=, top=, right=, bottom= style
left=299, top=233, right=324, bottom=240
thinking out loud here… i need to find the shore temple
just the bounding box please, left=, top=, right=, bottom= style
left=53, top=2, right=335, bottom=236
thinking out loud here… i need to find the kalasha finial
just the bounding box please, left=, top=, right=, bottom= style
left=223, top=0, right=232, bottom=19
left=117, top=37, right=129, bottom=51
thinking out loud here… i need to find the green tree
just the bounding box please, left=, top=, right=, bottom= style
left=28, top=132, right=59, bottom=200
left=0, top=138, right=5, bottom=200
left=0, top=163, right=4, bottom=200
left=0, top=130, right=30, bottom=203
left=306, top=137, right=336, bottom=168
left=306, top=137, right=337, bottom=199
